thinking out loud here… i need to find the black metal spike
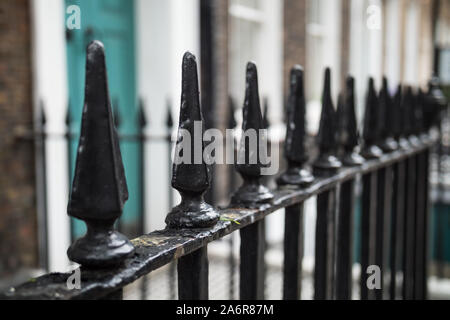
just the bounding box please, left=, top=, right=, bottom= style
left=392, top=84, right=404, bottom=140
left=67, top=40, right=134, bottom=267
left=137, top=98, right=147, bottom=129
left=415, top=89, right=425, bottom=137
left=166, top=99, right=173, bottom=129
left=426, top=76, right=447, bottom=129
left=165, top=52, right=219, bottom=229
left=337, top=76, right=364, bottom=166
left=39, top=100, right=47, bottom=127
left=405, top=86, right=421, bottom=146
left=230, top=62, right=274, bottom=207
left=361, top=78, right=383, bottom=159
left=277, top=65, right=314, bottom=186
left=378, top=77, right=398, bottom=151
left=262, top=97, right=270, bottom=129
left=313, top=67, right=342, bottom=175
left=228, top=96, right=237, bottom=130
left=396, top=85, right=411, bottom=149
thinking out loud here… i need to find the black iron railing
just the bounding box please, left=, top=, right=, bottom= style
left=3, top=40, right=448, bottom=300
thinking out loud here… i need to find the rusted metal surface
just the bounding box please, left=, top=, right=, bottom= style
left=337, top=76, right=364, bottom=166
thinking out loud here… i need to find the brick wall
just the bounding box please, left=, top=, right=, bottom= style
left=0, top=0, right=38, bottom=278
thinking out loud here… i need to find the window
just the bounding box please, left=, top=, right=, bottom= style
left=228, top=0, right=283, bottom=128
left=306, top=0, right=342, bottom=133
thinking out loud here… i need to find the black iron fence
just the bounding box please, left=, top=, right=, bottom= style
left=4, top=40, right=448, bottom=300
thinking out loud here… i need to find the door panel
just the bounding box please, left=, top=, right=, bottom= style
left=66, top=0, right=140, bottom=238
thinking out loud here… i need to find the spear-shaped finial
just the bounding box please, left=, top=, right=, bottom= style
left=404, top=86, right=421, bottom=146
left=228, top=96, right=237, bottom=130
left=262, top=97, right=270, bottom=129
left=396, top=85, right=412, bottom=149
left=425, top=76, right=447, bottom=129
left=392, top=85, right=404, bottom=141
left=361, top=78, right=383, bottom=159
left=277, top=65, right=314, bottom=186
left=415, top=89, right=425, bottom=138
left=137, top=98, right=147, bottom=129
left=313, top=67, right=342, bottom=175
left=337, top=76, right=364, bottom=166
left=165, top=52, right=219, bottom=229
left=378, top=77, right=398, bottom=151
left=67, top=41, right=134, bottom=267
left=230, top=62, right=274, bottom=207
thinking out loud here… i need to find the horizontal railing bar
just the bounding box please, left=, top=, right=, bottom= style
left=1, top=138, right=436, bottom=300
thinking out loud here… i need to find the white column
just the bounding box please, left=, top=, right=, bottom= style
left=136, top=0, right=199, bottom=233
left=30, top=0, right=70, bottom=272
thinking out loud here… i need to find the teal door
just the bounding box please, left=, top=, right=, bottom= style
left=65, top=0, right=141, bottom=238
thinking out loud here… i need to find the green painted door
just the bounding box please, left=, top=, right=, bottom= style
left=65, top=0, right=141, bottom=238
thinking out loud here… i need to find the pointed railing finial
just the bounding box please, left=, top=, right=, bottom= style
left=426, top=76, right=447, bottom=129
left=396, top=85, right=412, bottom=149
left=361, top=77, right=383, bottom=159
left=313, top=67, right=342, bottom=175
left=277, top=65, right=314, bottom=186
left=228, top=96, right=237, bottom=130
left=166, top=99, right=173, bottom=130
left=405, top=86, right=421, bottom=146
left=231, top=62, right=274, bottom=207
left=137, top=98, right=147, bottom=129
left=165, top=52, right=219, bottom=229
left=337, top=75, right=364, bottom=166
left=392, top=84, right=405, bottom=143
left=67, top=40, right=134, bottom=267
left=378, top=77, right=398, bottom=151
left=415, top=89, right=425, bottom=138
left=262, top=97, right=270, bottom=129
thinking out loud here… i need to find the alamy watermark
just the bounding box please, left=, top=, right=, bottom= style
left=172, top=123, right=279, bottom=175
left=66, top=5, right=81, bottom=30
left=366, top=265, right=381, bottom=290
left=66, top=266, right=81, bottom=290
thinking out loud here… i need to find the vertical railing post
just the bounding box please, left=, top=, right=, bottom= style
left=278, top=66, right=314, bottom=300
left=390, top=84, right=406, bottom=299
left=37, top=101, right=49, bottom=271
left=402, top=87, right=418, bottom=300
left=165, top=100, right=177, bottom=300
left=360, top=78, right=383, bottom=300
left=137, top=99, right=149, bottom=300
left=66, top=41, right=135, bottom=299
left=335, top=76, right=363, bottom=300
left=165, top=52, right=219, bottom=300
left=312, top=68, right=342, bottom=300
left=231, top=62, right=274, bottom=300
left=413, top=90, right=427, bottom=300
left=374, top=77, right=396, bottom=300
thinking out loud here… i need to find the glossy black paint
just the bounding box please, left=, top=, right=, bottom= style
left=231, top=62, right=274, bottom=207
left=67, top=41, right=134, bottom=268
left=165, top=52, right=219, bottom=229
left=313, top=68, right=342, bottom=176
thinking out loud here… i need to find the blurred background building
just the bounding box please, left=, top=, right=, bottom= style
left=0, top=0, right=449, bottom=298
